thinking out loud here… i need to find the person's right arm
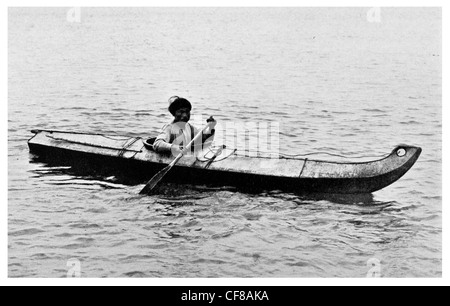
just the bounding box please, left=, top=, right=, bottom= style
left=153, top=124, right=173, bottom=153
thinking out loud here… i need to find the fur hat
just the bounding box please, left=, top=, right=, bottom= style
left=168, top=96, right=192, bottom=115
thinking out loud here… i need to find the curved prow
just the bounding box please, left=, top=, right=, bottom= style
left=369, top=145, right=422, bottom=192
left=298, top=145, right=422, bottom=193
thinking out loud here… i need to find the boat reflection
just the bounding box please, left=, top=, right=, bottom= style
left=29, top=153, right=144, bottom=185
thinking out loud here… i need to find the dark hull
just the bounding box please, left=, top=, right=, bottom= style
left=28, top=131, right=422, bottom=194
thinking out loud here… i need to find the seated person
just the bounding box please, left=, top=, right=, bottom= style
left=153, top=96, right=217, bottom=156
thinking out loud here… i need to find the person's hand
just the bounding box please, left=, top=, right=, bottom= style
left=207, top=116, right=217, bottom=129
left=170, top=144, right=184, bottom=157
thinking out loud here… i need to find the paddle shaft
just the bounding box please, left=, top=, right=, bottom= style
left=139, top=121, right=213, bottom=194
left=168, top=123, right=210, bottom=166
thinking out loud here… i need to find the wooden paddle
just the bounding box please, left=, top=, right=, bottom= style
left=139, top=119, right=214, bottom=195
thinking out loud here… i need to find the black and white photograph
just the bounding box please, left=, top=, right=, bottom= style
left=6, top=4, right=444, bottom=283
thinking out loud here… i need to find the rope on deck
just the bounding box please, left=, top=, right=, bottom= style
left=118, top=137, right=142, bottom=157
left=299, top=158, right=308, bottom=177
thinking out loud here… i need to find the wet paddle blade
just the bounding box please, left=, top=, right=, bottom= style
left=139, top=165, right=172, bottom=195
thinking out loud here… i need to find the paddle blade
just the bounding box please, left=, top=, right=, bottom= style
left=139, top=165, right=172, bottom=195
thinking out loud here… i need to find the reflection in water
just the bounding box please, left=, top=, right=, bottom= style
left=29, top=153, right=144, bottom=186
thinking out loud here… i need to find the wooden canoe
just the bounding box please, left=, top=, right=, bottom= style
left=27, top=129, right=422, bottom=194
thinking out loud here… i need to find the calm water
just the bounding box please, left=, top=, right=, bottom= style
left=8, top=7, right=441, bottom=278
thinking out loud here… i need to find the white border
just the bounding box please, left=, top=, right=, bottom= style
left=3, top=0, right=448, bottom=7
left=2, top=1, right=448, bottom=286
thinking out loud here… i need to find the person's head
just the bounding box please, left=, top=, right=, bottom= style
left=168, top=96, right=192, bottom=123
